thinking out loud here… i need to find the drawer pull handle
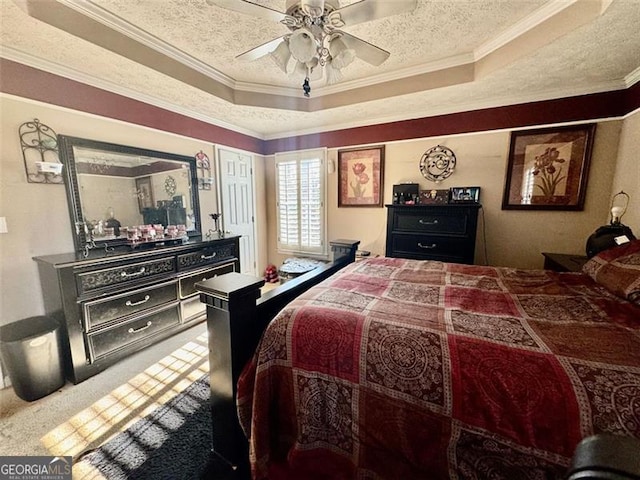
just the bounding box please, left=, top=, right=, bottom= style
left=121, top=267, right=146, bottom=278
left=128, top=321, right=152, bottom=334
left=201, top=252, right=217, bottom=260
left=418, top=242, right=437, bottom=249
left=125, top=295, right=150, bottom=307
left=419, top=219, right=438, bottom=225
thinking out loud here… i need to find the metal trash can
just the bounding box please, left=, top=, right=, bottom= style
left=0, top=316, right=65, bottom=401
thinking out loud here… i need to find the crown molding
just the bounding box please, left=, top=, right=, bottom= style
left=58, top=0, right=476, bottom=100
left=625, top=66, right=640, bottom=87
left=262, top=79, right=628, bottom=140
left=3, top=45, right=629, bottom=141
left=474, top=0, right=580, bottom=60
left=0, top=47, right=264, bottom=139
left=59, top=0, right=237, bottom=89
left=16, top=0, right=621, bottom=114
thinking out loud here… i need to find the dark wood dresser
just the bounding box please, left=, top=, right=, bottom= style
left=33, top=236, right=240, bottom=383
left=385, top=204, right=481, bottom=264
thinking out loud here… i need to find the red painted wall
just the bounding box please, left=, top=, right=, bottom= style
left=2, top=58, right=638, bottom=155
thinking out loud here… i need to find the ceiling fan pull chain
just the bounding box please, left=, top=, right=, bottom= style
left=303, top=75, right=311, bottom=97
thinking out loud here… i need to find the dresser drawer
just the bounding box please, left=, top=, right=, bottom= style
left=177, top=242, right=237, bottom=271
left=390, top=234, right=468, bottom=262
left=393, top=210, right=468, bottom=235
left=83, top=281, right=178, bottom=331
left=77, top=257, right=176, bottom=294
left=181, top=295, right=206, bottom=323
left=86, top=304, right=180, bottom=362
left=179, top=262, right=236, bottom=299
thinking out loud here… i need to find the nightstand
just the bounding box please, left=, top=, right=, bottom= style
left=542, top=252, right=588, bottom=272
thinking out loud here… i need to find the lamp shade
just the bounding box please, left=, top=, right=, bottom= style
left=324, top=59, right=343, bottom=85
left=294, top=59, right=322, bottom=81
left=289, top=28, right=317, bottom=63
left=329, top=36, right=355, bottom=70
left=300, top=0, right=325, bottom=17
left=611, top=206, right=624, bottom=224
left=270, top=40, right=291, bottom=73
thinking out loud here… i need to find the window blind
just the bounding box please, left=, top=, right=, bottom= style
left=275, top=149, right=326, bottom=255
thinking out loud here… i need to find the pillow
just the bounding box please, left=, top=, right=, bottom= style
left=582, top=239, right=640, bottom=305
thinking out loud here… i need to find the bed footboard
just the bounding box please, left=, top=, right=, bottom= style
left=196, top=239, right=359, bottom=475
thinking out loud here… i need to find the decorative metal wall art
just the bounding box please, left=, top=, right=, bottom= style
left=195, top=150, right=213, bottom=190
left=164, top=175, right=177, bottom=196
left=19, top=119, right=63, bottom=184
left=419, top=145, right=456, bottom=183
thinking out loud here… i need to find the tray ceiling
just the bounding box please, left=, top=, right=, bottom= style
left=1, top=0, right=639, bottom=139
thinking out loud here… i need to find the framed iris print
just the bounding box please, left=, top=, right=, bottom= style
left=502, top=124, right=596, bottom=210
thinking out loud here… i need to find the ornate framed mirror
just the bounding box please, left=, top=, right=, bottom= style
left=58, top=135, right=201, bottom=254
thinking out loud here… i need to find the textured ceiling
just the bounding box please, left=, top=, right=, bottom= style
left=1, top=0, right=639, bottom=139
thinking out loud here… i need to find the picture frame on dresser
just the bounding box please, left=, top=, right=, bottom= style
left=419, top=189, right=449, bottom=205
left=449, top=186, right=481, bottom=203
left=502, top=124, right=596, bottom=210
left=338, top=145, right=384, bottom=207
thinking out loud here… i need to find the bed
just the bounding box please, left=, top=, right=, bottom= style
left=234, top=241, right=640, bottom=479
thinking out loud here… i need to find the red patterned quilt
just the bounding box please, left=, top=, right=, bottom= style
left=237, top=257, right=640, bottom=479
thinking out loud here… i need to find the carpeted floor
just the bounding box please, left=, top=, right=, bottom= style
left=76, top=373, right=213, bottom=479
left=1, top=323, right=253, bottom=479
left=1, top=324, right=227, bottom=477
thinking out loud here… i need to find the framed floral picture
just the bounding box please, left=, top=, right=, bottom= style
left=135, top=176, right=155, bottom=212
left=502, top=124, right=596, bottom=210
left=338, top=145, right=385, bottom=207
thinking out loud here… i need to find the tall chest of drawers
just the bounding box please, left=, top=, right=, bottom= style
left=385, top=204, right=481, bottom=264
left=34, top=237, right=240, bottom=383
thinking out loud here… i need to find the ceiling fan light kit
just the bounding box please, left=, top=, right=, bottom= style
left=210, top=0, right=418, bottom=97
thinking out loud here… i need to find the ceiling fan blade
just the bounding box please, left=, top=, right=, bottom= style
left=331, top=0, right=417, bottom=27
left=236, top=36, right=287, bottom=62
left=339, top=32, right=389, bottom=66
left=206, top=0, right=288, bottom=23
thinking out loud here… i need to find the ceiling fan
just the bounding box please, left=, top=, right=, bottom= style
left=207, top=0, right=418, bottom=97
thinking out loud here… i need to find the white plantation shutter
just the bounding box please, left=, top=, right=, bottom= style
left=275, top=149, right=326, bottom=255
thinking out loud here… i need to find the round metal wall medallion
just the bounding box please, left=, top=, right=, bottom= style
left=420, top=145, right=456, bottom=183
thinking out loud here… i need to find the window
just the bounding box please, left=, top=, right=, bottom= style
left=275, top=148, right=326, bottom=256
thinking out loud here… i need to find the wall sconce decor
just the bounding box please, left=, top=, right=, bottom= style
left=195, top=150, right=213, bottom=190
left=19, top=119, right=63, bottom=184
left=420, top=145, right=456, bottom=183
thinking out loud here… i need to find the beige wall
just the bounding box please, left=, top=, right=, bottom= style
left=2, top=93, right=636, bottom=326
left=0, top=95, right=260, bottom=326
left=610, top=109, right=640, bottom=232
left=265, top=120, right=626, bottom=270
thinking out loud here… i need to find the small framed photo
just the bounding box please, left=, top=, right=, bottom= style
left=449, top=186, right=480, bottom=203
left=420, top=189, right=449, bottom=205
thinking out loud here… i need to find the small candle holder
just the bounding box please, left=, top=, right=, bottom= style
left=208, top=213, right=223, bottom=238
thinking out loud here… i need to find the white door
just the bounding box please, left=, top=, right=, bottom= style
left=217, top=148, right=256, bottom=275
